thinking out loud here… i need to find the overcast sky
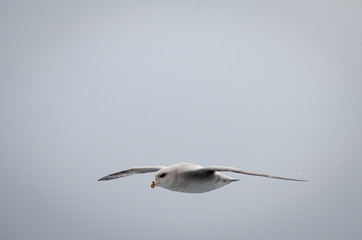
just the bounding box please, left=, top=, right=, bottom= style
left=1, top=1, right=362, bottom=240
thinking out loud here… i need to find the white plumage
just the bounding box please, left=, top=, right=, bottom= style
left=98, top=163, right=306, bottom=193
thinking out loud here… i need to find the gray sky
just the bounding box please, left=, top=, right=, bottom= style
left=1, top=1, right=361, bottom=239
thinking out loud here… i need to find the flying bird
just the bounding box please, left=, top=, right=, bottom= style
left=98, top=163, right=306, bottom=193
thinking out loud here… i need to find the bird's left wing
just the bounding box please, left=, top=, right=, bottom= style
left=201, top=166, right=307, bottom=181
left=98, top=166, right=165, bottom=181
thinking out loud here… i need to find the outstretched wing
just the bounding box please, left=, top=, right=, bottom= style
left=201, top=166, right=306, bottom=181
left=98, top=166, right=165, bottom=181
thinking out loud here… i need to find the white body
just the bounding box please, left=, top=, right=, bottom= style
left=156, top=163, right=239, bottom=193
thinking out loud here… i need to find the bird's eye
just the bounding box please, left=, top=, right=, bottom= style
left=159, top=173, right=166, bottom=178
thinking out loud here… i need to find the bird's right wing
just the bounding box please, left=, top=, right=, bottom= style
left=98, top=166, right=165, bottom=181
left=201, top=166, right=307, bottom=181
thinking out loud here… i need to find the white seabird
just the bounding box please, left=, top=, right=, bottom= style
left=98, top=163, right=306, bottom=193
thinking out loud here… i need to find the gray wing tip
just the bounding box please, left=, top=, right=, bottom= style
left=282, top=178, right=308, bottom=182
left=98, top=174, right=120, bottom=181
left=98, top=177, right=109, bottom=181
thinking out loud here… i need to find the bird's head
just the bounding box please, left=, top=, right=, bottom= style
left=151, top=169, right=172, bottom=189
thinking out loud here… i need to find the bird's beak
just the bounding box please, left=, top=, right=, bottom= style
left=151, top=179, right=159, bottom=189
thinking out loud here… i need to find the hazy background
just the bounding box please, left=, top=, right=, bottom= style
left=1, top=1, right=361, bottom=239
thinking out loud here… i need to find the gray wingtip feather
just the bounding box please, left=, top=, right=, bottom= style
left=98, top=176, right=115, bottom=181
left=98, top=176, right=110, bottom=181
left=97, top=172, right=127, bottom=181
